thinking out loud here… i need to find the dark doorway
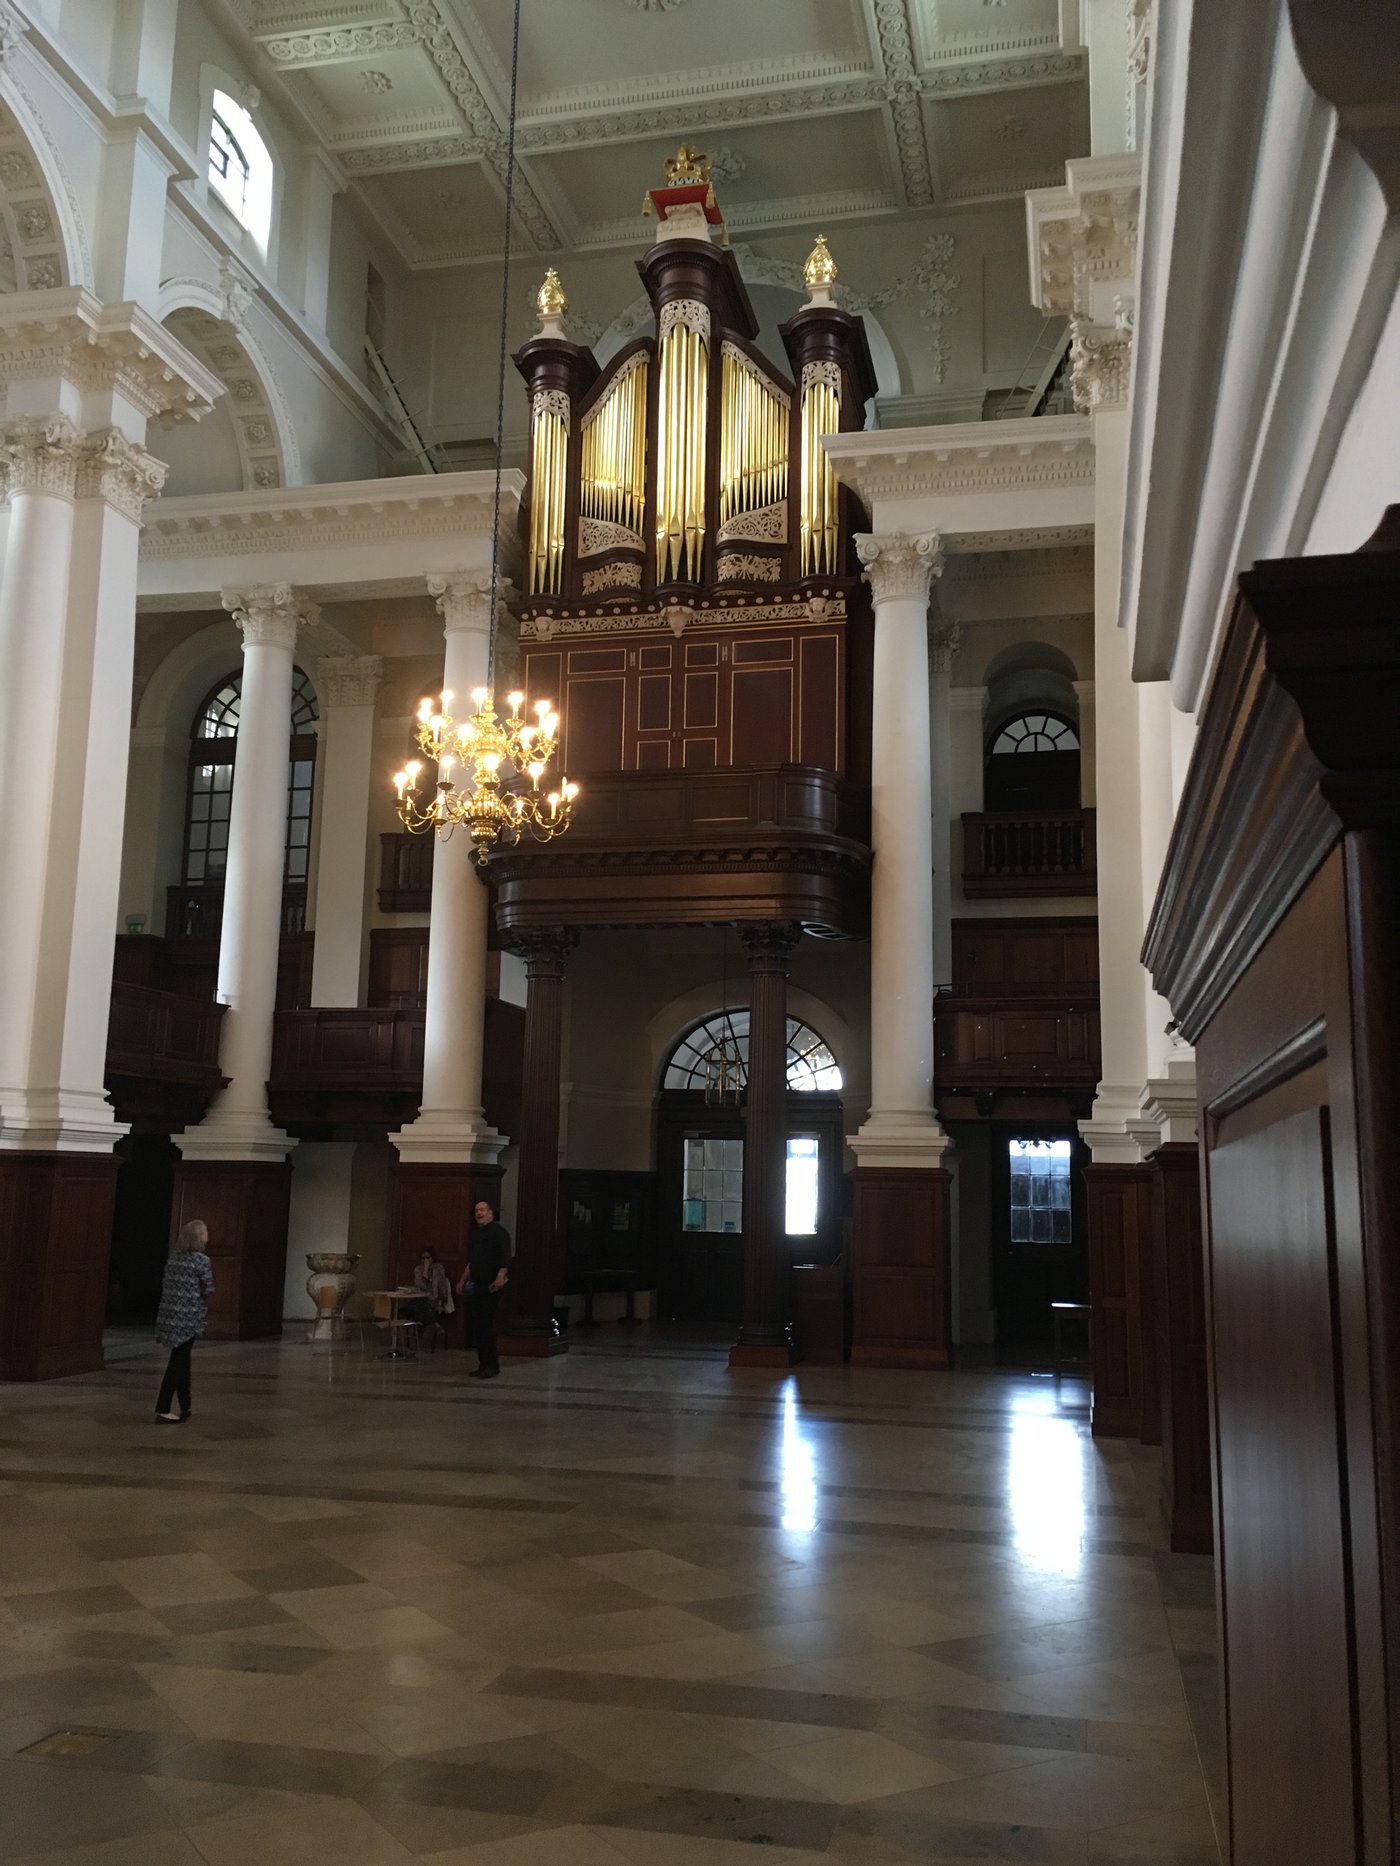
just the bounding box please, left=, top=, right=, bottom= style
left=990, top=1124, right=1089, bottom=1362
left=655, top=1094, right=844, bottom=1327
left=108, top=1134, right=177, bottom=1323
left=984, top=712, right=1080, bottom=812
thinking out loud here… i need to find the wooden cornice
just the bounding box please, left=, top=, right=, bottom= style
left=1144, top=511, right=1400, bottom=1043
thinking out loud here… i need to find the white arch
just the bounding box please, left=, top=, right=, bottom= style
left=646, top=981, right=855, bottom=1097
left=135, top=620, right=244, bottom=738
left=0, top=73, right=90, bottom=290
left=156, top=279, right=300, bottom=487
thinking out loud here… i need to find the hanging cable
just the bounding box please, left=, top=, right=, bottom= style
left=485, top=0, right=524, bottom=692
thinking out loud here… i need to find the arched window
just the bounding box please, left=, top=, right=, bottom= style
left=208, top=90, right=273, bottom=249
left=183, top=669, right=318, bottom=890
left=984, top=710, right=1081, bottom=811
left=662, top=1013, right=843, bottom=1093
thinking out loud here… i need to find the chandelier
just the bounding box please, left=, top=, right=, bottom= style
left=391, top=0, right=577, bottom=864
left=394, top=687, right=577, bottom=866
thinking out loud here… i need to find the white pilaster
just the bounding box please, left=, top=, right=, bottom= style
left=850, top=533, right=950, bottom=1168
left=929, top=623, right=959, bottom=990
left=390, top=573, right=504, bottom=1166
left=309, top=655, right=382, bottom=1008
left=180, top=585, right=309, bottom=1163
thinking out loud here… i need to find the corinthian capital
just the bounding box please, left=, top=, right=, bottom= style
left=427, top=571, right=499, bottom=636
left=1069, top=315, right=1133, bottom=412
left=317, top=654, right=383, bottom=709
left=0, top=414, right=82, bottom=499
left=75, top=427, right=168, bottom=520
left=855, top=532, right=944, bottom=607
left=222, top=583, right=314, bottom=652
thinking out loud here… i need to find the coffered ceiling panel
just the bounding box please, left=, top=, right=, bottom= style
left=235, top=0, right=1090, bottom=266
left=464, top=0, right=870, bottom=109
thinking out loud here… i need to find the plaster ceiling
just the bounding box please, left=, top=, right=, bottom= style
left=234, top=0, right=1087, bottom=269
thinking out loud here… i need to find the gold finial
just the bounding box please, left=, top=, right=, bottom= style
left=663, top=142, right=711, bottom=186
left=536, top=268, right=568, bottom=321
left=804, top=235, right=837, bottom=289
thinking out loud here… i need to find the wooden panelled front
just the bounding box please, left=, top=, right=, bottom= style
left=935, top=1000, right=1100, bottom=1096
left=1142, top=525, right=1400, bottom=1865
left=1082, top=1163, right=1153, bottom=1439
left=169, top=1161, right=290, bottom=1341
left=524, top=618, right=845, bottom=778
left=850, top=1168, right=950, bottom=1369
left=388, top=1162, right=505, bottom=1302
left=0, top=1153, right=119, bottom=1379
left=1148, top=1143, right=1211, bottom=1553
left=951, top=917, right=1099, bottom=994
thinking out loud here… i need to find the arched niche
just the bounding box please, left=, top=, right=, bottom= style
left=0, top=93, right=79, bottom=291
left=155, top=293, right=297, bottom=493
left=981, top=641, right=1083, bottom=813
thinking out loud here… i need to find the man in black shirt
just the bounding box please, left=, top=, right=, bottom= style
left=456, top=1199, right=510, bottom=1379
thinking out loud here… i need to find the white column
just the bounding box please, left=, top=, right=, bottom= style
left=180, top=585, right=308, bottom=1163
left=851, top=533, right=950, bottom=1167
left=391, top=574, right=504, bottom=1165
left=929, top=623, right=959, bottom=990
left=309, top=656, right=382, bottom=1008
left=0, top=418, right=93, bottom=1146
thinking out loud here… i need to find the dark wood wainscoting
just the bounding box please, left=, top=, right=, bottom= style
left=850, top=1167, right=951, bottom=1369
left=0, top=1153, right=120, bottom=1380
left=1143, top=520, right=1400, bottom=1865
left=169, top=1161, right=290, bottom=1341
left=387, top=1163, right=505, bottom=1317
left=1082, top=1162, right=1154, bottom=1440
left=1147, top=1142, right=1211, bottom=1554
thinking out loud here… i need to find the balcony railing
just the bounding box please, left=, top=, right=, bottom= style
left=961, top=809, right=1097, bottom=899
left=165, top=881, right=308, bottom=941
left=107, top=984, right=226, bottom=1078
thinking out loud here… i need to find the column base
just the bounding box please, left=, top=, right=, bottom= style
left=171, top=1159, right=291, bottom=1339
left=848, top=1112, right=953, bottom=1171
left=0, top=1087, right=128, bottom=1155
left=850, top=1164, right=952, bottom=1369
left=0, top=1152, right=119, bottom=1379
left=177, top=1114, right=296, bottom=1165
left=496, top=1328, right=568, bottom=1359
left=390, top=1112, right=506, bottom=1167
left=729, top=1325, right=795, bottom=1371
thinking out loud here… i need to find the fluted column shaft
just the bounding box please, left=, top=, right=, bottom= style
left=182, top=585, right=306, bottom=1161
left=500, top=928, right=576, bottom=1354
left=730, top=923, right=801, bottom=1369
left=851, top=533, right=949, bottom=1164
left=392, top=575, right=502, bottom=1164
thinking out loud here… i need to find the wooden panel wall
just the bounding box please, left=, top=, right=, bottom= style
left=0, top=1154, right=119, bottom=1379
left=1082, top=1163, right=1153, bottom=1439
left=523, top=618, right=845, bottom=777
left=850, top=1168, right=951, bottom=1368
left=388, top=1163, right=505, bottom=1299
left=951, top=916, right=1099, bottom=995
left=169, top=1161, right=290, bottom=1341
left=1149, top=1143, right=1211, bottom=1553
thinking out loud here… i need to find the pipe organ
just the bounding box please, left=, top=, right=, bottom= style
left=512, top=147, right=876, bottom=781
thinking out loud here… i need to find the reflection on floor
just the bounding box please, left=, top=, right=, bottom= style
left=0, top=1335, right=1221, bottom=1865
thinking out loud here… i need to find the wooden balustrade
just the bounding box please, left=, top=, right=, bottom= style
left=165, top=882, right=308, bottom=941
left=961, top=808, right=1097, bottom=898
left=104, top=984, right=228, bottom=1128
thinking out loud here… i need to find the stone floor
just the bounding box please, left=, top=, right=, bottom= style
left=0, top=1331, right=1222, bottom=1865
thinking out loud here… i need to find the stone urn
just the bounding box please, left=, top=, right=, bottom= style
left=305, top=1252, right=360, bottom=1344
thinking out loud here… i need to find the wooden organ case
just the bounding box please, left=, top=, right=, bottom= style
left=509, top=173, right=876, bottom=810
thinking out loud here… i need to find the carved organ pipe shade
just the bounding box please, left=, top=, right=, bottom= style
left=655, top=320, right=707, bottom=581
left=718, top=345, right=790, bottom=529
left=580, top=354, right=648, bottom=538
left=800, top=364, right=841, bottom=577
left=528, top=393, right=569, bottom=595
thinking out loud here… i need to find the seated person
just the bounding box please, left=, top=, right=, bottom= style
left=405, top=1249, right=454, bottom=1333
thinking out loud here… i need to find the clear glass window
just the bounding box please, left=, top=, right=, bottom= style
left=184, top=668, right=319, bottom=889
left=682, top=1136, right=743, bottom=1234
left=663, top=1015, right=842, bottom=1093
left=1009, top=1138, right=1072, bottom=1244
left=208, top=91, right=274, bottom=250
left=785, top=1135, right=819, bottom=1236
left=991, top=713, right=1080, bottom=755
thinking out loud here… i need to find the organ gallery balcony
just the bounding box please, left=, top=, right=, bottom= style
left=960, top=807, right=1097, bottom=899
left=492, top=763, right=872, bottom=938
left=104, top=984, right=227, bottom=1127
left=933, top=988, right=1101, bottom=1119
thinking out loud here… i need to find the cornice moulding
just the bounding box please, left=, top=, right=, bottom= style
left=141, top=468, right=525, bottom=560
left=825, top=414, right=1094, bottom=501
left=1026, top=151, right=1141, bottom=317
left=0, top=288, right=223, bottom=419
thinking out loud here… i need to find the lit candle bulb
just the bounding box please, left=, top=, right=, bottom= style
left=543, top=711, right=559, bottom=738
left=507, top=691, right=523, bottom=713
left=472, top=686, right=488, bottom=705
left=564, top=781, right=579, bottom=799
left=406, top=760, right=422, bottom=782
left=418, top=698, right=432, bottom=722
left=441, top=690, right=453, bottom=707
left=482, top=751, right=501, bottom=772
left=535, top=698, right=551, bottom=717
left=527, top=761, right=544, bottom=784
left=393, top=770, right=407, bottom=797
left=439, top=753, right=454, bottom=780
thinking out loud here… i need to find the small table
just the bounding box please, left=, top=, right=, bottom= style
left=1050, top=1301, right=1091, bottom=1378
left=371, top=1289, right=423, bottom=1360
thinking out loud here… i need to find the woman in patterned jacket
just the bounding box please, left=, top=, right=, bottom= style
left=154, top=1220, right=215, bottom=1423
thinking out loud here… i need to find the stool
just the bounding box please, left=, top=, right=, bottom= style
left=1050, top=1301, right=1091, bottom=1378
